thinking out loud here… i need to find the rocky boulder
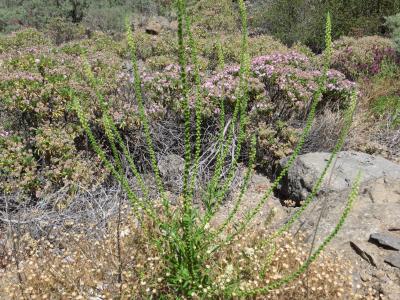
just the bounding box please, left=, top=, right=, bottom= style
left=276, top=151, right=400, bottom=298
left=277, top=151, right=400, bottom=202
left=145, top=16, right=173, bottom=35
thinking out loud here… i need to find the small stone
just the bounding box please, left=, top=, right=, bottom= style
left=360, top=270, right=372, bottom=282
left=350, top=241, right=380, bottom=267
left=372, top=270, right=387, bottom=281
left=380, top=281, right=400, bottom=300
left=384, top=253, right=400, bottom=269
left=145, top=19, right=163, bottom=35
left=370, top=233, right=400, bottom=250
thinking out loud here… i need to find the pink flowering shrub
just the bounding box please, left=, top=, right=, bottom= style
left=0, top=28, right=358, bottom=199
left=202, top=51, right=356, bottom=167
left=0, top=136, right=37, bottom=195
left=332, top=36, right=399, bottom=79
left=141, top=51, right=355, bottom=168
left=204, top=52, right=355, bottom=113
left=0, top=32, right=140, bottom=200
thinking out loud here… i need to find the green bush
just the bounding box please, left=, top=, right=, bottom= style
left=83, top=5, right=129, bottom=33
left=252, top=0, right=400, bottom=51
left=0, top=28, right=51, bottom=53
left=189, top=0, right=238, bottom=34
left=362, top=61, right=400, bottom=129
left=386, top=13, right=400, bottom=53
left=0, top=0, right=173, bottom=34
left=371, top=94, right=400, bottom=128
left=45, top=17, right=87, bottom=44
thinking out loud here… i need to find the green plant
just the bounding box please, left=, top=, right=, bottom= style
left=73, top=3, right=360, bottom=298
left=371, top=95, right=400, bottom=128
left=386, top=13, right=400, bottom=53
left=1, top=213, right=366, bottom=299
left=252, top=0, right=400, bottom=51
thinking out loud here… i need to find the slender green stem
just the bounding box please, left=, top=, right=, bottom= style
left=72, top=94, right=156, bottom=221
left=264, top=91, right=357, bottom=243
left=125, top=18, right=167, bottom=207
left=202, top=0, right=250, bottom=211
left=213, top=135, right=256, bottom=236
left=185, top=11, right=203, bottom=200
left=216, top=39, right=225, bottom=70
left=212, top=12, right=337, bottom=250
left=177, top=0, right=193, bottom=205
left=82, top=59, right=151, bottom=200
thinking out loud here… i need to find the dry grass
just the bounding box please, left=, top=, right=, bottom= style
left=0, top=206, right=377, bottom=299
left=346, top=76, right=400, bottom=163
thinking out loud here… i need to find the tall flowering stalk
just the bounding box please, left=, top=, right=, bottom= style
left=73, top=2, right=360, bottom=297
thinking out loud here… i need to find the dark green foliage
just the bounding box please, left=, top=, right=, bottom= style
left=0, top=0, right=171, bottom=36
left=386, top=13, right=400, bottom=52
left=252, top=0, right=400, bottom=51
left=372, top=94, right=400, bottom=127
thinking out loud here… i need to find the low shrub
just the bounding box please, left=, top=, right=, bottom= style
left=0, top=23, right=357, bottom=200
left=203, top=52, right=355, bottom=168
left=189, top=0, right=238, bottom=34
left=0, top=135, right=37, bottom=195
left=0, top=31, right=132, bottom=199
left=0, top=28, right=51, bottom=53
left=345, top=60, right=400, bottom=161
left=44, top=17, right=87, bottom=45
left=215, top=34, right=290, bottom=67
left=331, top=36, right=399, bottom=79
left=141, top=50, right=355, bottom=169
left=129, top=29, right=178, bottom=60
left=83, top=5, right=129, bottom=33
left=386, top=13, right=400, bottom=53
left=371, top=94, right=400, bottom=127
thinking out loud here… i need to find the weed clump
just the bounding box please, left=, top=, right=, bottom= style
left=0, top=1, right=365, bottom=299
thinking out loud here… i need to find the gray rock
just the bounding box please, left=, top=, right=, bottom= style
left=293, top=178, right=400, bottom=252
left=146, top=20, right=162, bottom=35
left=145, top=16, right=170, bottom=35
left=370, top=233, right=400, bottom=250
left=380, top=281, right=400, bottom=300
left=350, top=241, right=380, bottom=267
left=277, top=151, right=400, bottom=202
left=288, top=177, right=400, bottom=298
left=385, top=254, right=400, bottom=269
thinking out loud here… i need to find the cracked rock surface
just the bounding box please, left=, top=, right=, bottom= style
left=273, top=151, right=400, bottom=298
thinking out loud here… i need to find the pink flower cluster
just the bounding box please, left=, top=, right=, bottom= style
left=139, top=51, right=356, bottom=120
left=203, top=52, right=356, bottom=113
left=331, top=36, right=399, bottom=79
